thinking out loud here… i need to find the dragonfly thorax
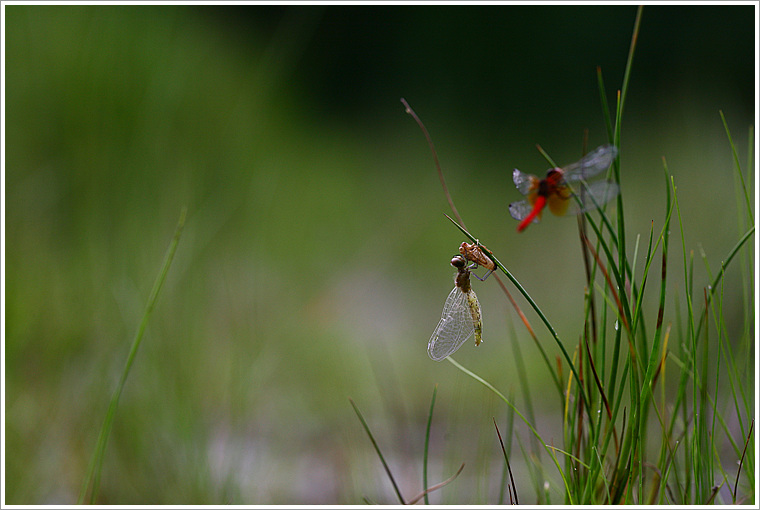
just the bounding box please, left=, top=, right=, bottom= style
left=451, top=255, right=472, bottom=293
left=538, top=168, right=565, bottom=196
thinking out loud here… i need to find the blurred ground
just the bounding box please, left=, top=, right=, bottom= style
left=3, top=4, right=755, bottom=504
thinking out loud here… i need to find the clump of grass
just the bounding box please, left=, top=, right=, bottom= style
left=355, top=5, right=755, bottom=504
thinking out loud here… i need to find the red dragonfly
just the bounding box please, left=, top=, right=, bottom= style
left=509, top=144, right=619, bottom=232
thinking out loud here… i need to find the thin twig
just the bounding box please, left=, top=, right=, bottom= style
left=407, top=462, right=466, bottom=505
left=733, top=418, right=754, bottom=502
left=582, top=234, right=630, bottom=333
left=401, top=98, right=464, bottom=227
left=704, top=485, right=720, bottom=505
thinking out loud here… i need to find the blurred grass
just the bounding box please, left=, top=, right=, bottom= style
left=4, top=4, right=755, bottom=504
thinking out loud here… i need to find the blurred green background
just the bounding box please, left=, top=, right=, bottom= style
left=4, top=4, right=755, bottom=504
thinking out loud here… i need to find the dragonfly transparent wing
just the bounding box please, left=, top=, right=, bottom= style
left=509, top=198, right=540, bottom=223
left=512, top=169, right=538, bottom=195
left=562, top=144, right=618, bottom=182
left=567, top=180, right=620, bottom=214
left=428, top=286, right=475, bottom=361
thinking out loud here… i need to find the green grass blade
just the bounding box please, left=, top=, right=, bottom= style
left=446, top=357, right=539, bottom=439
left=596, top=66, right=614, bottom=142
left=78, top=207, right=187, bottom=504
left=618, top=5, right=643, bottom=123
left=505, top=314, right=545, bottom=487
left=694, top=226, right=755, bottom=342
left=719, top=110, right=753, bottom=224
left=636, top=165, right=676, bottom=459
left=349, top=398, right=405, bottom=504
left=423, top=384, right=438, bottom=505
left=493, top=418, right=519, bottom=505
left=546, top=445, right=592, bottom=470
left=535, top=143, right=559, bottom=168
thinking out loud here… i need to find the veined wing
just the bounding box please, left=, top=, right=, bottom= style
left=509, top=197, right=541, bottom=223
left=567, top=180, right=620, bottom=214
left=561, top=144, right=618, bottom=182
left=428, top=286, right=475, bottom=361
left=512, top=169, right=539, bottom=195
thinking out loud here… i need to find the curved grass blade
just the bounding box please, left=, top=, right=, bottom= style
left=446, top=356, right=574, bottom=503
left=493, top=417, right=519, bottom=505
left=349, top=398, right=405, bottom=504
left=79, top=207, right=187, bottom=504
left=694, top=225, right=754, bottom=342
left=423, top=384, right=438, bottom=505
left=733, top=419, right=754, bottom=503
left=719, top=110, right=753, bottom=223
left=407, top=462, right=465, bottom=505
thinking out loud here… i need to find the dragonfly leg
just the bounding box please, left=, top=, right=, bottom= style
left=469, top=265, right=493, bottom=282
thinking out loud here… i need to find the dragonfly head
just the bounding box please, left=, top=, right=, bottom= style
left=451, top=255, right=467, bottom=269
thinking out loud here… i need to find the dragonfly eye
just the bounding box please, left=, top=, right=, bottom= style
left=450, top=255, right=466, bottom=268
